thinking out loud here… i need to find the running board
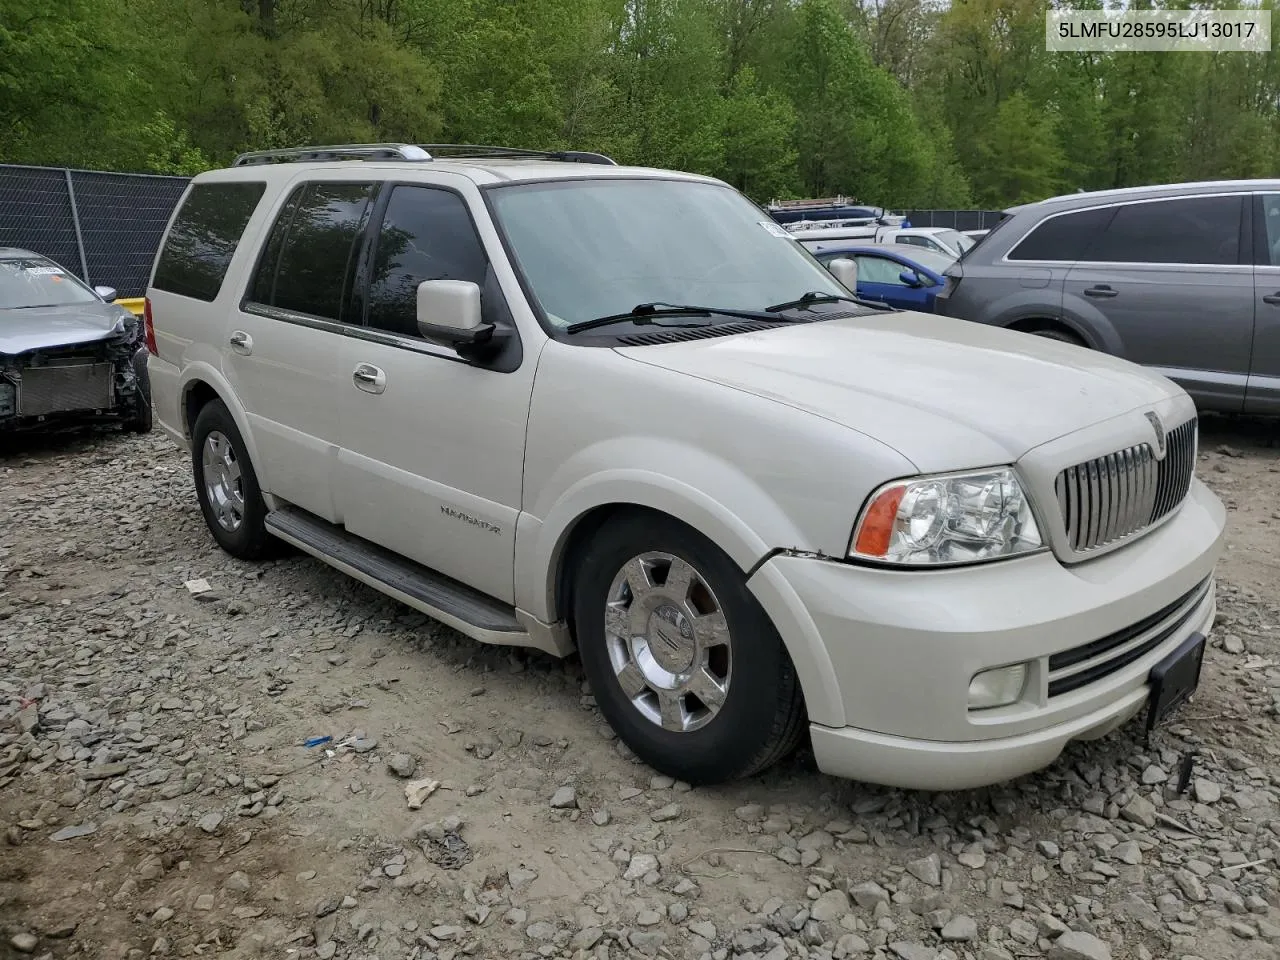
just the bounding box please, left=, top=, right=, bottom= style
left=264, top=506, right=568, bottom=655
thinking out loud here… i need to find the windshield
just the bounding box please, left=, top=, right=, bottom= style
left=0, top=257, right=98, bottom=309
left=487, top=179, right=850, bottom=329
left=933, top=229, right=973, bottom=253
left=893, top=248, right=956, bottom=274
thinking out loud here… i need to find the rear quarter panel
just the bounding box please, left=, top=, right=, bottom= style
left=145, top=174, right=276, bottom=460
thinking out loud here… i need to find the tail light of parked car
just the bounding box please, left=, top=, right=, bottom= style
left=143, top=297, right=158, bottom=354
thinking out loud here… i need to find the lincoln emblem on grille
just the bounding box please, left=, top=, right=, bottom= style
left=1144, top=411, right=1167, bottom=460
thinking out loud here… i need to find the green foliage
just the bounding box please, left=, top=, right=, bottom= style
left=2, top=0, right=1278, bottom=206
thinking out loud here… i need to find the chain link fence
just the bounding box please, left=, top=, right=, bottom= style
left=894, top=209, right=1006, bottom=231
left=0, top=164, right=190, bottom=298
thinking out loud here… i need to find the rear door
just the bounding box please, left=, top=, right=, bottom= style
left=1063, top=193, right=1253, bottom=411
left=225, top=178, right=374, bottom=521
left=1249, top=192, right=1280, bottom=414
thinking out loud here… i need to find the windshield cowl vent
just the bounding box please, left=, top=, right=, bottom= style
left=614, top=321, right=780, bottom=346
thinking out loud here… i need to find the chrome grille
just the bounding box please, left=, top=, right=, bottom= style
left=17, top=362, right=114, bottom=416
left=1054, top=418, right=1197, bottom=553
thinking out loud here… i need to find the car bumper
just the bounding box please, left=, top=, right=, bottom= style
left=147, top=352, right=187, bottom=448
left=0, top=342, right=148, bottom=429
left=747, top=478, right=1225, bottom=790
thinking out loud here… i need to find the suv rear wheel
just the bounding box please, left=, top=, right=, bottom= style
left=572, top=512, right=806, bottom=784
left=191, top=399, right=274, bottom=560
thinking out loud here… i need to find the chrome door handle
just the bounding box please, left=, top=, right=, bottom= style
left=229, top=330, right=253, bottom=354
left=1263, top=292, right=1280, bottom=305
left=352, top=363, right=387, bottom=394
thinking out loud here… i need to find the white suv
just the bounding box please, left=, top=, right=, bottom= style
left=146, top=143, right=1226, bottom=790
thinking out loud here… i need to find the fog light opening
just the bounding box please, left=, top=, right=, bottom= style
left=968, top=663, right=1028, bottom=710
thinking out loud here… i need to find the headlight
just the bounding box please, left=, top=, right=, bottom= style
left=850, top=468, right=1043, bottom=566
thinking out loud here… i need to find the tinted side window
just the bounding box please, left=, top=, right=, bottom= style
left=1085, top=196, right=1242, bottom=265
left=366, top=186, right=488, bottom=338
left=1259, top=194, right=1280, bottom=266
left=152, top=182, right=265, bottom=301
left=271, top=182, right=374, bottom=321
left=1007, top=207, right=1113, bottom=262
left=247, top=189, right=303, bottom=305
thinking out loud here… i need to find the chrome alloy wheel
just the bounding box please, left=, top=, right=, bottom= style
left=603, top=552, right=732, bottom=733
left=202, top=430, right=245, bottom=532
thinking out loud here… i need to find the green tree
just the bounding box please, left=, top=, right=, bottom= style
left=973, top=93, right=1066, bottom=205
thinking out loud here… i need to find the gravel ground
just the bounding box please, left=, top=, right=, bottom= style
left=2, top=416, right=1279, bottom=960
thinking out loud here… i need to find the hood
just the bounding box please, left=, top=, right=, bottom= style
left=0, top=302, right=133, bottom=355
left=614, top=311, right=1183, bottom=473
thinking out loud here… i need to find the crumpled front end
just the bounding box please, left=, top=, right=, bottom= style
left=1, top=320, right=146, bottom=431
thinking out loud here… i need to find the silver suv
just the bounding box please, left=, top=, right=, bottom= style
left=937, top=180, right=1280, bottom=415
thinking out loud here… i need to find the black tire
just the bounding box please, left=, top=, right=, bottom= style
left=127, top=384, right=153, bottom=434
left=126, top=349, right=153, bottom=433
left=191, top=399, right=273, bottom=560
left=572, top=512, right=806, bottom=784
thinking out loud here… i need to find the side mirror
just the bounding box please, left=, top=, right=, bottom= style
left=826, top=258, right=858, bottom=291
left=416, top=280, right=495, bottom=354
left=898, top=270, right=923, bottom=288
left=94, top=285, right=118, bottom=302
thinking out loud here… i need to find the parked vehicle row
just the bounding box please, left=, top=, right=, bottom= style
left=765, top=196, right=907, bottom=228
left=796, top=223, right=975, bottom=259
left=143, top=143, right=1224, bottom=792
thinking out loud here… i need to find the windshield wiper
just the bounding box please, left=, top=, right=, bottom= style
left=765, top=291, right=892, bottom=312
left=565, top=302, right=796, bottom=335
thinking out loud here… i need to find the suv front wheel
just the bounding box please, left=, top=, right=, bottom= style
left=573, top=512, right=806, bottom=784
left=191, top=399, right=274, bottom=560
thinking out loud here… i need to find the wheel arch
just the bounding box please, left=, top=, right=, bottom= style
left=176, top=362, right=270, bottom=498
left=522, top=480, right=846, bottom=728
left=1005, top=316, right=1090, bottom=346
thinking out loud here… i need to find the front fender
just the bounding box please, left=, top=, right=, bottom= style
left=515, top=447, right=847, bottom=727
left=518, top=436, right=818, bottom=618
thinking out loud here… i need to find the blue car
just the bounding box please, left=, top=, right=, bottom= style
left=809, top=244, right=953, bottom=312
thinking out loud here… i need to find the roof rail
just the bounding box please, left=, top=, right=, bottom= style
left=415, top=144, right=616, bottom=165
left=231, top=142, right=617, bottom=167
left=232, top=143, right=432, bottom=166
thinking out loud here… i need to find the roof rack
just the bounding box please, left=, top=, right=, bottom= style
left=232, top=144, right=431, bottom=166
left=417, top=144, right=617, bottom=165
left=231, top=142, right=617, bottom=167
left=766, top=195, right=862, bottom=211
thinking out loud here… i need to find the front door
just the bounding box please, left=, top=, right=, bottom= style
left=333, top=181, right=535, bottom=603
left=224, top=179, right=374, bottom=522
left=1062, top=193, right=1253, bottom=412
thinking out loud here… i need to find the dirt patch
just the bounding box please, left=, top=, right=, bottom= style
left=1, top=419, right=1279, bottom=960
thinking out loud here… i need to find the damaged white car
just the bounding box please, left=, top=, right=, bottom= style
left=0, top=248, right=151, bottom=433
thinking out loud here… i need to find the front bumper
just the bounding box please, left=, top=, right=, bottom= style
left=747, top=477, right=1225, bottom=790
left=0, top=342, right=148, bottom=430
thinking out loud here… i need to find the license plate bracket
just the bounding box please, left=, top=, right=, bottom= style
left=1145, top=632, right=1206, bottom=736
